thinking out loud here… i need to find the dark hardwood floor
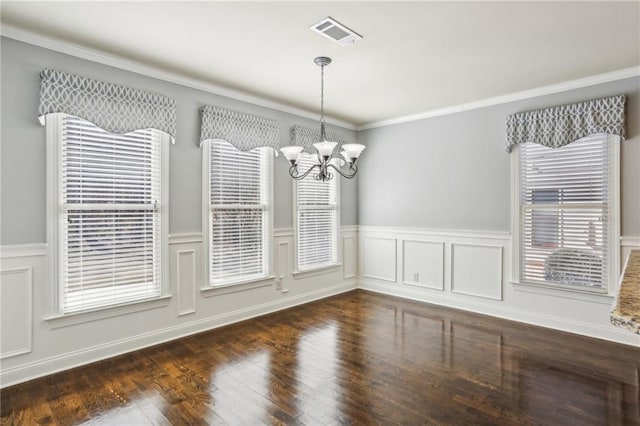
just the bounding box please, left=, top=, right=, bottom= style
left=2, top=290, right=639, bottom=425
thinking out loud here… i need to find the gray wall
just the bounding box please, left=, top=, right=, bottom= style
left=2, top=36, right=637, bottom=242
left=357, top=77, right=640, bottom=236
left=0, top=37, right=357, bottom=245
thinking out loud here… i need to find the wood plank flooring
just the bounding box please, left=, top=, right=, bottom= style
left=2, top=290, right=639, bottom=425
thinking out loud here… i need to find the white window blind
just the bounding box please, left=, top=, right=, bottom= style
left=296, top=156, right=338, bottom=271
left=60, top=115, right=163, bottom=313
left=519, top=135, right=611, bottom=290
left=209, top=141, right=270, bottom=285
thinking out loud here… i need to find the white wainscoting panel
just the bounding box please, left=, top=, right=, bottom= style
left=362, top=237, right=397, bottom=282
left=0, top=227, right=358, bottom=387
left=451, top=243, right=503, bottom=300
left=1, top=267, right=33, bottom=358
left=402, top=240, right=444, bottom=290
left=176, top=249, right=197, bottom=316
left=170, top=234, right=203, bottom=315
left=343, top=236, right=357, bottom=279
left=276, top=240, right=290, bottom=293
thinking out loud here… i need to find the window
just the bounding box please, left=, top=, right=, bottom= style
left=295, top=156, right=339, bottom=271
left=49, top=114, right=168, bottom=314
left=514, top=134, right=619, bottom=292
left=206, top=140, right=272, bottom=286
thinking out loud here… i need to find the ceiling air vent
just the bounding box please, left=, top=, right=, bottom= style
left=311, top=17, right=362, bottom=46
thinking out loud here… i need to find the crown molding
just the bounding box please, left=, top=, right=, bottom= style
left=3, top=24, right=637, bottom=134
left=357, top=66, right=640, bottom=131
left=0, top=24, right=357, bottom=131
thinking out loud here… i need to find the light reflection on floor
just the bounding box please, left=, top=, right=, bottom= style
left=210, top=350, right=270, bottom=424
left=297, top=322, right=340, bottom=425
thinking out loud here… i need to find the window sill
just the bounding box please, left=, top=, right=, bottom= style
left=292, top=263, right=342, bottom=280
left=44, top=295, right=172, bottom=329
left=201, top=276, right=275, bottom=297
left=511, top=281, right=614, bottom=305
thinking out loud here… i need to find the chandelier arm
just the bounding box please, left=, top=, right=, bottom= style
left=327, top=163, right=357, bottom=179
left=289, top=163, right=319, bottom=180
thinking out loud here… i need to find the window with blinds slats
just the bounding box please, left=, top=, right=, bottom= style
left=208, top=141, right=271, bottom=285
left=518, top=135, right=615, bottom=291
left=295, top=156, right=338, bottom=271
left=58, top=114, right=164, bottom=313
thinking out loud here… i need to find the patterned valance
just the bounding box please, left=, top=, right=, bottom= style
left=199, top=105, right=279, bottom=151
left=290, top=125, right=349, bottom=154
left=505, top=95, right=626, bottom=153
left=39, top=68, right=177, bottom=140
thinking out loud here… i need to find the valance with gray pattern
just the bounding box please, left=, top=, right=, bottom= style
left=199, top=105, right=279, bottom=151
left=290, top=125, right=349, bottom=155
left=505, top=95, right=626, bottom=153
left=39, top=68, right=177, bottom=140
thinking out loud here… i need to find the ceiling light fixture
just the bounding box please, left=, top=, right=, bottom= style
left=281, top=57, right=365, bottom=182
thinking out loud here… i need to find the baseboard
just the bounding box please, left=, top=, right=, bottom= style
left=358, top=279, right=639, bottom=347
left=0, top=280, right=356, bottom=388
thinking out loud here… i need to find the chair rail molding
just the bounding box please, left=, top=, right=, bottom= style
left=358, top=225, right=511, bottom=240
left=0, top=244, right=48, bottom=259
left=620, top=236, right=640, bottom=246
left=168, top=233, right=203, bottom=245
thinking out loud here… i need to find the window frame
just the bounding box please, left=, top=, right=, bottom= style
left=510, top=134, right=620, bottom=296
left=292, top=155, right=341, bottom=275
left=201, top=140, right=274, bottom=295
left=45, top=113, right=171, bottom=326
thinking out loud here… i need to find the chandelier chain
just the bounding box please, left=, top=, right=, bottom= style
left=320, top=64, right=325, bottom=126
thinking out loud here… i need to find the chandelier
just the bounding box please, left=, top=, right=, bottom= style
left=281, top=57, right=365, bottom=182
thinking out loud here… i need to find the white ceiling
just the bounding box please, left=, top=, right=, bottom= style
left=2, top=1, right=639, bottom=126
